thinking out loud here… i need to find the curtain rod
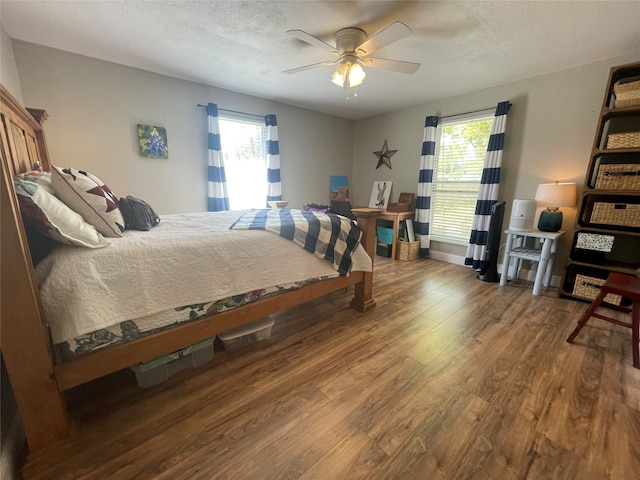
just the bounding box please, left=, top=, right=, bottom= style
left=197, top=104, right=265, bottom=119
left=198, top=103, right=508, bottom=120
left=439, top=106, right=500, bottom=120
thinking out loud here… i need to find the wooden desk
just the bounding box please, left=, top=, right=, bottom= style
left=378, top=210, right=414, bottom=260
left=499, top=228, right=564, bottom=295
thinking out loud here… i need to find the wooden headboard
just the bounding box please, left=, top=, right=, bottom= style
left=0, top=84, right=70, bottom=450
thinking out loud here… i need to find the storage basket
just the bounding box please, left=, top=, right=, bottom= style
left=594, top=163, right=640, bottom=190
left=589, top=202, right=640, bottom=228
left=131, top=337, right=215, bottom=388
left=606, top=131, right=640, bottom=149
left=377, top=226, right=393, bottom=243
left=613, top=80, right=640, bottom=108
left=572, top=274, right=622, bottom=305
left=397, top=239, right=419, bottom=261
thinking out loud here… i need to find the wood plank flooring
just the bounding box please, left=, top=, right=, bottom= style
left=20, top=258, right=640, bottom=479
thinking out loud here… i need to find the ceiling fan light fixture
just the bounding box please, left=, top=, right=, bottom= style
left=347, top=63, right=366, bottom=87
left=331, top=59, right=366, bottom=88
left=331, top=62, right=348, bottom=87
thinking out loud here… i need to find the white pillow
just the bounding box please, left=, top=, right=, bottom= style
left=14, top=178, right=110, bottom=249
left=51, top=166, right=125, bottom=238
left=15, top=170, right=55, bottom=194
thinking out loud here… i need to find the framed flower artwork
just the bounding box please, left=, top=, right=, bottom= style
left=138, top=124, right=169, bottom=159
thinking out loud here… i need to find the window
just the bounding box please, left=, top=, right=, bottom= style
left=430, top=115, right=493, bottom=244
left=218, top=116, right=267, bottom=210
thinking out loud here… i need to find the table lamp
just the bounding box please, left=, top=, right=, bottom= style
left=535, top=181, right=576, bottom=232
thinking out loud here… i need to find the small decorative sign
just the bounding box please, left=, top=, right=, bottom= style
left=138, top=124, right=169, bottom=159
left=575, top=232, right=614, bottom=252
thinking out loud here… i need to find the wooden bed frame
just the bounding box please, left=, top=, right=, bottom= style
left=0, top=84, right=381, bottom=453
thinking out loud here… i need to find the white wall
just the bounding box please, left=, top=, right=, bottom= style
left=13, top=41, right=354, bottom=215
left=10, top=38, right=639, bottom=278
left=0, top=26, right=23, bottom=102
left=352, top=53, right=640, bottom=276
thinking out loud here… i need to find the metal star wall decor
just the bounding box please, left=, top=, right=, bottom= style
left=374, top=140, right=397, bottom=170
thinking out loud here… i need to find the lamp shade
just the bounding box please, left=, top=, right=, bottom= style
left=534, top=182, right=577, bottom=208
left=535, top=181, right=576, bottom=232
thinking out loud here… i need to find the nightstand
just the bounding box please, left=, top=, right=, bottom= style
left=499, top=228, right=565, bottom=295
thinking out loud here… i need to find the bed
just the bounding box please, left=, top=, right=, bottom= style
left=0, top=84, right=381, bottom=453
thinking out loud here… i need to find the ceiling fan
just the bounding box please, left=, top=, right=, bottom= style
left=283, top=21, right=420, bottom=89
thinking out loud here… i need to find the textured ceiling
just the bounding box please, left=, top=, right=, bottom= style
left=2, top=1, right=640, bottom=120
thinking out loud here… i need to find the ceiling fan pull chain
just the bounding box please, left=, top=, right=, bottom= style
left=345, top=87, right=359, bottom=102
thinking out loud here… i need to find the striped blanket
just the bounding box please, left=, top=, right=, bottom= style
left=230, top=209, right=362, bottom=275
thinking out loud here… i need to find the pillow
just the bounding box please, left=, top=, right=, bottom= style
left=15, top=170, right=55, bottom=194
left=51, top=165, right=125, bottom=238
left=329, top=200, right=356, bottom=221
left=118, top=195, right=160, bottom=231
left=24, top=224, right=58, bottom=265
left=14, top=178, right=110, bottom=249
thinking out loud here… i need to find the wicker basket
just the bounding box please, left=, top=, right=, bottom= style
left=397, top=239, right=419, bottom=261
left=572, top=274, right=622, bottom=305
left=615, top=95, right=640, bottom=108
left=589, top=202, right=640, bottom=227
left=613, top=80, right=640, bottom=108
left=606, top=131, right=640, bottom=149
left=594, top=163, right=640, bottom=190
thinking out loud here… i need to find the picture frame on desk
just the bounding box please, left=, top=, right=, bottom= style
left=369, top=181, right=392, bottom=209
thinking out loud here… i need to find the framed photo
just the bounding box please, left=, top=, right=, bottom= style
left=138, top=124, right=169, bottom=159
left=368, top=181, right=392, bottom=209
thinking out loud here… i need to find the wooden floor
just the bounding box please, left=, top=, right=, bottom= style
left=21, top=258, right=640, bottom=479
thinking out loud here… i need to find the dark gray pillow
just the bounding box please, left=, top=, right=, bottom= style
left=329, top=200, right=356, bottom=221
left=119, top=196, right=160, bottom=231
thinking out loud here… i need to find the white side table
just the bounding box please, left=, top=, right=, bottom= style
left=499, top=229, right=565, bottom=295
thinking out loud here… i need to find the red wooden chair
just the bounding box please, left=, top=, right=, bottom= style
left=566, top=272, right=640, bottom=368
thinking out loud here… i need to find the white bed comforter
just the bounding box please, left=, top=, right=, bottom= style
left=35, top=211, right=372, bottom=344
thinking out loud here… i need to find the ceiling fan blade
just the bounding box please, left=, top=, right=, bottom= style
left=362, top=57, right=421, bottom=74
left=356, top=21, right=412, bottom=56
left=282, top=60, right=336, bottom=75
left=287, top=29, right=338, bottom=54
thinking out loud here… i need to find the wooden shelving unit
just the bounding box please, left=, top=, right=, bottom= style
left=559, top=61, right=640, bottom=303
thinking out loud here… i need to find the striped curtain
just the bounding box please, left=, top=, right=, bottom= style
left=464, top=101, right=511, bottom=269
left=414, top=116, right=438, bottom=257
left=206, top=103, right=229, bottom=211
left=265, top=114, right=282, bottom=206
